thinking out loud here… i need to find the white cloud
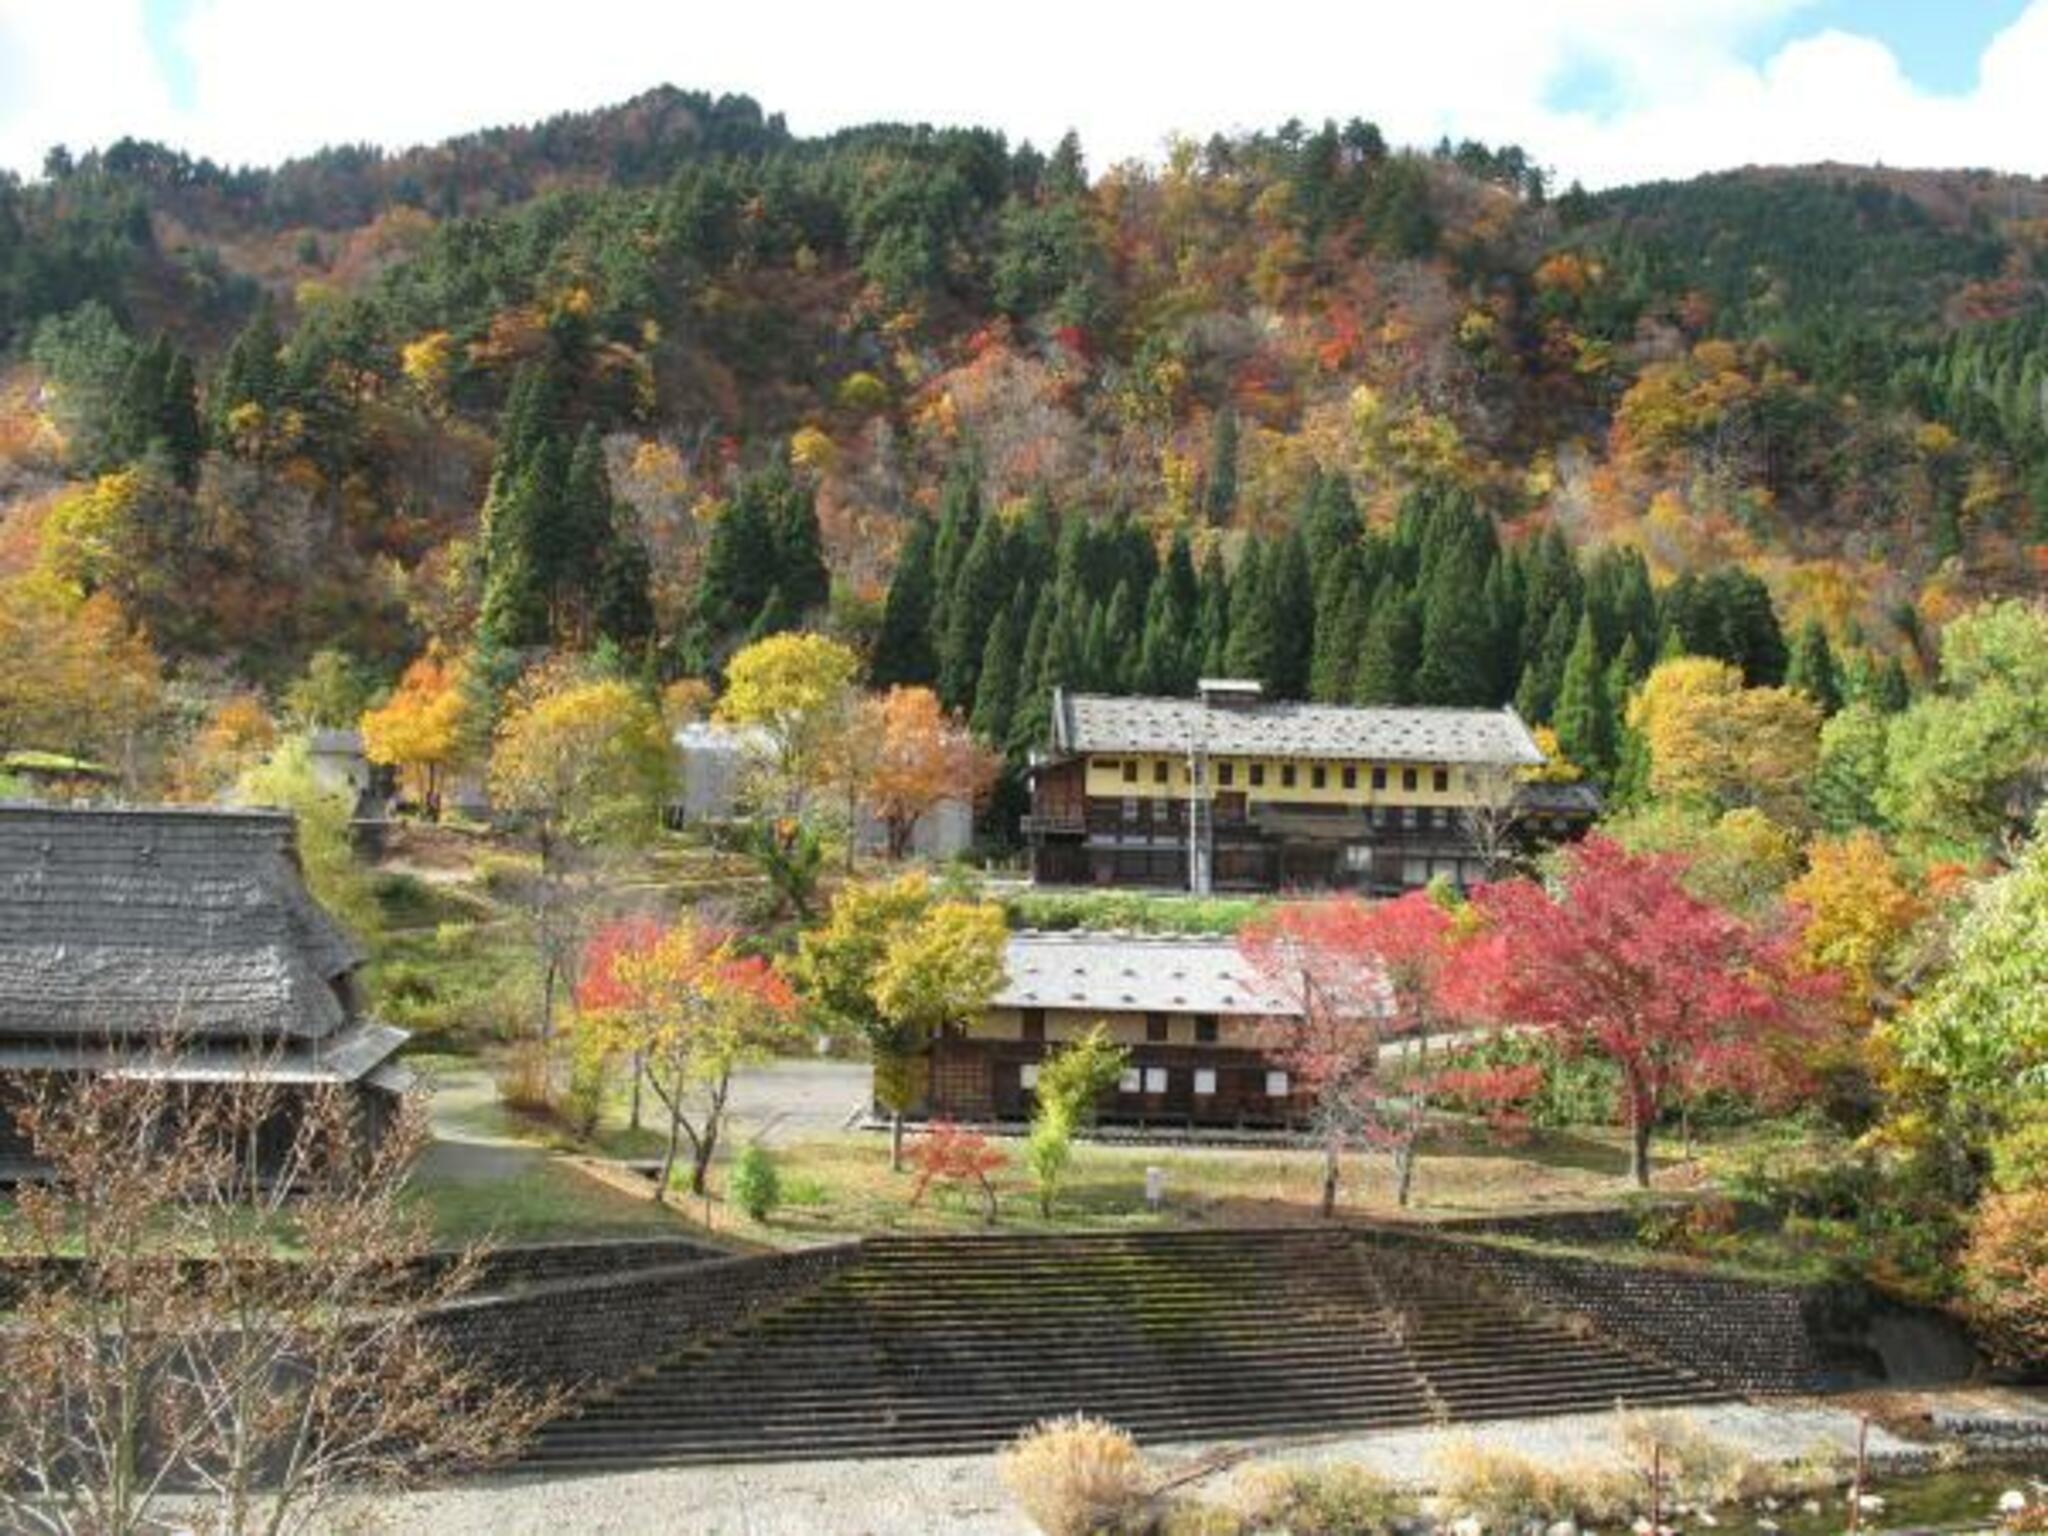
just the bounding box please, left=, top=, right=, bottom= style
left=2, top=0, right=2046, bottom=187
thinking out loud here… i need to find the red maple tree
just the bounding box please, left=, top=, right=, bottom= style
left=906, top=1121, right=1007, bottom=1225
left=1460, top=836, right=1830, bottom=1187
left=1242, top=890, right=1487, bottom=1214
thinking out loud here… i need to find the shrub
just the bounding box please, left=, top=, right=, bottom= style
left=492, top=1040, right=554, bottom=1116
left=1433, top=1439, right=1634, bottom=1527
left=1959, top=1188, right=2048, bottom=1367
left=730, top=1144, right=783, bottom=1223
left=998, top=1416, right=1153, bottom=1536
left=1234, top=1462, right=1408, bottom=1535
left=1617, top=1410, right=1754, bottom=1506
left=1025, top=1108, right=1074, bottom=1220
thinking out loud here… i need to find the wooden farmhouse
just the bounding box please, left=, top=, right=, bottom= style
left=0, top=803, right=409, bottom=1178
left=1024, top=680, right=1595, bottom=893
left=924, top=930, right=1327, bottom=1127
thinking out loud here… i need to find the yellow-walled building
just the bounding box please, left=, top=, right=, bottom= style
left=1024, top=681, right=1593, bottom=894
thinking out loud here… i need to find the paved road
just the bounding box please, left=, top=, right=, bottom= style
left=724, top=1058, right=870, bottom=1145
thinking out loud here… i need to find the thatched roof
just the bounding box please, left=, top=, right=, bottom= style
left=0, top=805, right=370, bottom=1047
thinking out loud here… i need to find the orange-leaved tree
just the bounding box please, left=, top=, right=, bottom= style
left=862, top=686, right=999, bottom=860
left=577, top=915, right=799, bottom=1200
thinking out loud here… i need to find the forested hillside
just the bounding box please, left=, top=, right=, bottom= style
left=1, top=85, right=2044, bottom=796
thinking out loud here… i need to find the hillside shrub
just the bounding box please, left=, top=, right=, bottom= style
left=1000, top=889, right=1268, bottom=936
left=998, top=1416, right=1153, bottom=1536
left=1433, top=1439, right=1634, bottom=1527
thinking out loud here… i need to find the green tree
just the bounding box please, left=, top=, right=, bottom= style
left=970, top=592, right=1025, bottom=747
left=1203, top=407, right=1239, bottom=525
left=1025, top=1025, right=1129, bottom=1217
left=1785, top=618, right=1843, bottom=715
left=1354, top=586, right=1419, bottom=706
left=1222, top=541, right=1273, bottom=686
left=1553, top=614, right=1613, bottom=776
left=1810, top=702, right=1890, bottom=833
left=872, top=516, right=939, bottom=688
left=1879, top=601, right=2048, bottom=858
left=870, top=900, right=1007, bottom=1170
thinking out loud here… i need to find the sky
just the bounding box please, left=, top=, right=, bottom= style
left=1, top=0, right=2046, bottom=189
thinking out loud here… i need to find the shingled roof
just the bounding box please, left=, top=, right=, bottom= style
left=0, top=804, right=375, bottom=1051
left=992, top=932, right=1303, bottom=1018
left=1050, top=690, right=1546, bottom=766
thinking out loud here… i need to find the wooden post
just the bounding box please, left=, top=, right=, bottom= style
left=1848, top=1415, right=1868, bottom=1536
left=1651, top=1442, right=1663, bottom=1534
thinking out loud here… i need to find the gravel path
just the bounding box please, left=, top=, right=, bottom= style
left=352, top=1402, right=1917, bottom=1535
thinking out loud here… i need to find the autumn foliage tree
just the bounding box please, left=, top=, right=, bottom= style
left=1241, top=890, right=1479, bottom=1214
left=1463, top=836, right=1829, bottom=1187
left=907, top=1121, right=1008, bottom=1225
left=360, top=647, right=469, bottom=817
left=576, top=915, right=800, bottom=1198
left=1785, top=830, right=1924, bottom=1018
left=862, top=686, right=1000, bottom=859
left=488, top=665, right=670, bottom=1041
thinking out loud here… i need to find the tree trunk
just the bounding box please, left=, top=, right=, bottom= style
left=890, top=1109, right=905, bottom=1173
left=1629, top=1104, right=1654, bottom=1189
left=629, top=1053, right=643, bottom=1133
left=657, top=1102, right=684, bottom=1206
left=1319, top=1137, right=1340, bottom=1219
left=1394, top=1140, right=1417, bottom=1209
left=535, top=824, right=557, bottom=1044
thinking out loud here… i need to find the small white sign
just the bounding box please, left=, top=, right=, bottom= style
left=1194, top=1069, right=1217, bottom=1096
left=1265, top=1070, right=1291, bottom=1097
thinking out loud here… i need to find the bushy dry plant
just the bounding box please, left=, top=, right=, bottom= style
left=998, top=1415, right=1155, bottom=1536
left=0, top=1056, right=554, bottom=1536
left=1232, top=1461, right=1410, bottom=1535
left=1433, top=1438, right=1635, bottom=1527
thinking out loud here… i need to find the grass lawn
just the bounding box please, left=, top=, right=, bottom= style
left=407, top=1157, right=696, bottom=1248
left=701, top=1121, right=1779, bottom=1246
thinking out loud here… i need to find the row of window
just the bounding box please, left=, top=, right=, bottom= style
left=1019, top=1062, right=1291, bottom=1098
left=1117, top=799, right=1462, bottom=831
left=1112, top=759, right=1458, bottom=794
left=1019, top=1011, right=1220, bottom=1044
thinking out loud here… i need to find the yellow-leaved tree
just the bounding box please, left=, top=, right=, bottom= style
left=0, top=574, right=162, bottom=784
left=1629, top=655, right=1820, bottom=825
left=361, top=647, right=469, bottom=818
left=715, top=631, right=860, bottom=818
left=862, top=686, right=999, bottom=860
left=1786, top=831, right=1924, bottom=1019
left=489, top=666, right=670, bottom=1041
left=870, top=901, right=1009, bottom=1171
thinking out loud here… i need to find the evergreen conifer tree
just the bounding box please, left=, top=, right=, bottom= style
left=939, top=514, right=1009, bottom=710
left=872, top=516, right=939, bottom=687
left=971, top=592, right=1026, bottom=746
left=1007, top=590, right=1058, bottom=756
left=1414, top=534, right=1494, bottom=705
left=1553, top=613, right=1612, bottom=776
left=159, top=351, right=203, bottom=487
left=1196, top=545, right=1232, bottom=679
left=1203, top=408, right=1239, bottom=525
left=1222, top=541, right=1274, bottom=686
left=1354, top=586, right=1419, bottom=705
left=1785, top=618, right=1843, bottom=715
left=1100, top=579, right=1140, bottom=693
left=1267, top=533, right=1315, bottom=699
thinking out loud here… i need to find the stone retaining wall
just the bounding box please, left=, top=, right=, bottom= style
left=0, top=1236, right=729, bottom=1311
left=1356, top=1225, right=1829, bottom=1394
left=425, top=1242, right=860, bottom=1395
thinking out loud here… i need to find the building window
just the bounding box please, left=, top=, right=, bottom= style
left=1250, top=764, right=1266, bottom=787
left=1119, top=1067, right=1141, bottom=1093
left=1122, top=760, right=1138, bottom=784
left=1280, top=764, right=1297, bottom=788
left=1402, top=768, right=1418, bottom=792
left=1020, top=1063, right=1040, bottom=1089
left=1121, top=797, right=1139, bottom=823
left=1265, top=1070, right=1290, bottom=1097
left=1311, top=765, right=1326, bottom=790
left=1195, top=1015, right=1218, bottom=1044
left=1194, top=1068, right=1217, bottom=1096
left=1143, top=1066, right=1168, bottom=1094
left=1403, top=806, right=1419, bottom=828
left=1433, top=768, right=1450, bottom=793
left=1401, top=856, right=1429, bottom=887
left=1153, top=760, right=1169, bottom=785
left=1342, top=766, right=1357, bottom=790
left=1146, top=1013, right=1169, bottom=1043
left=1218, top=762, right=1235, bottom=787
left=1021, top=1009, right=1046, bottom=1043
left=1372, top=766, right=1387, bottom=791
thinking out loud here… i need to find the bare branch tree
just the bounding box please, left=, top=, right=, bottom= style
left=0, top=1053, right=554, bottom=1536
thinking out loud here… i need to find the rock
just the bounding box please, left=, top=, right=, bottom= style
left=1756, top=1521, right=1780, bottom=1533
left=1451, top=1517, right=1485, bottom=1536
left=1857, top=1495, right=1885, bottom=1514
left=1696, top=1512, right=1719, bottom=1527
left=2000, top=1491, right=2029, bottom=1515
left=1801, top=1500, right=1823, bottom=1516
left=1545, top=1522, right=1578, bottom=1536
left=1631, top=1520, right=1653, bottom=1536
